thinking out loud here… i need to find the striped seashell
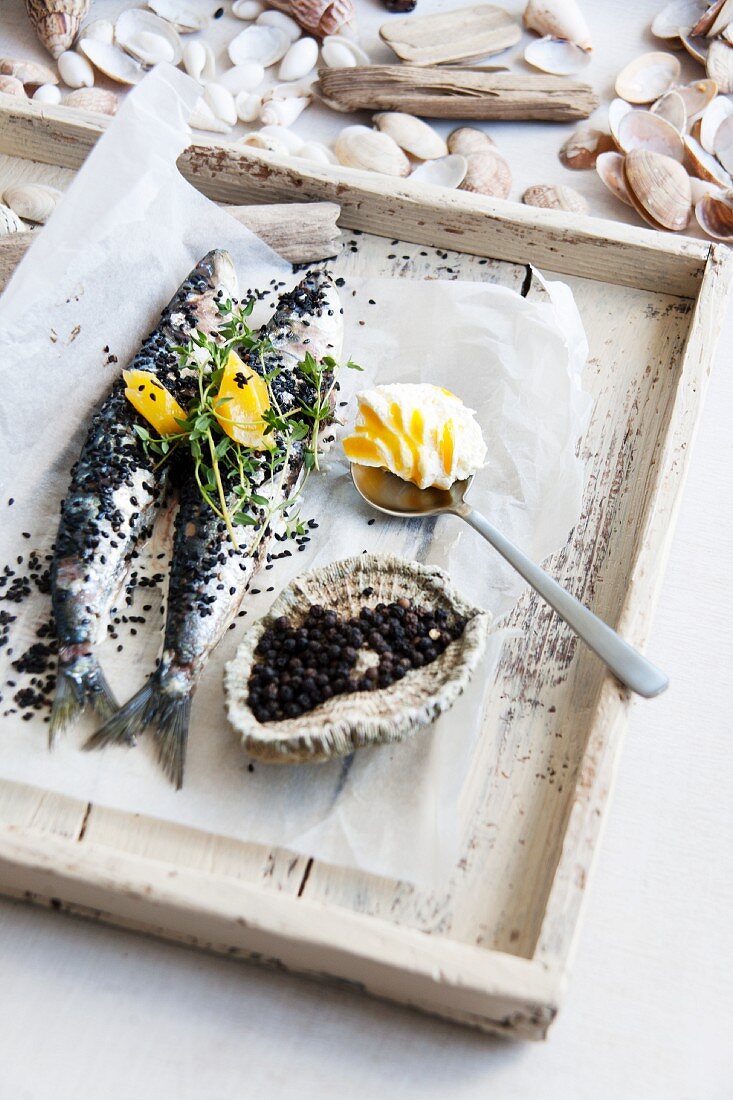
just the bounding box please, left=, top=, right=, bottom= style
left=25, top=0, right=91, bottom=59
left=265, top=0, right=355, bottom=38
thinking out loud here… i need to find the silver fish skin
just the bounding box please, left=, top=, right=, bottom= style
left=49, top=250, right=238, bottom=743
left=87, top=270, right=344, bottom=787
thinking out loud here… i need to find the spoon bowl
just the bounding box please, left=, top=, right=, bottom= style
left=351, top=464, right=472, bottom=517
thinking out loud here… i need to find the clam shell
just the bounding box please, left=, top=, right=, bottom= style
left=409, top=154, right=468, bottom=188
left=25, top=0, right=90, bottom=59
left=695, top=189, right=733, bottom=237
left=596, top=150, right=634, bottom=206
left=522, top=183, right=588, bottom=212
left=446, top=126, right=495, bottom=157
left=228, top=25, right=290, bottom=67
left=235, top=91, right=263, bottom=122
left=524, top=36, right=591, bottom=76
left=265, top=0, right=356, bottom=38
left=278, top=36, right=319, bottom=82
left=707, top=39, right=733, bottom=94
left=684, top=132, right=733, bottom=185
left=33, top=82, right=62, bottom=103
left=701, top=94, right=733, bottom=150
left=0, top=57, right=58, bottom=86
left=608, top=96, right=633, bottom=145
left=225, top=555, right=491, bottom=764
left=651, top=89, right=687, bottom=131
left=0, top=202, right=27, bottom=235
left=232, top=0, right=265, bottom=18
left=334, top=124, right=411, bottom=176
left=523, top=0, right=592, bottom=49
left=559, top=125, right=615, bottom=169
left=690, top=175, right=724, bottom=201
left=615, top=51, right=681, bottom=104
left=680, top=33, right=709, bottom=64
left=65, top=86, right=118, bottom=114
left=374, top=112, right=447, bottom=160
left=80, top=18, right=114, bottom=44
left=623, top=148, right=691, bottom=230
left=652, top=0, right=708, bottom=40
left=256, top=10, right=302, bottom=42
left=183, top=40, right=216, bottom=83
left=115, top=9, right=183, bottom=67
left=3, top=182, right=61, bottom=224
left=617, top=108, right=685, bottom=160
left=204, top=82, right=238, bottom=127
left=0, top=75, right=29, bottom=98
left=691, top=0, right=733, bottom=36
left=713, top=113, right=733, bottom=173
left=147, top=0, right=210, bottom=33
left=459, top=149, right=512, bottom=198
left=676, top=77, right=718, bottom=122
left=78, top=39, right=143, bottom=84
left=219, top=61, right=264, bottom=94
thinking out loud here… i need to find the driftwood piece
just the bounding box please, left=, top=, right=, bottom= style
left=379, top=3, right=521, bottom=65
left=0, top=201, right=342, bottom=290
left=317, top=65, right=598, bottom=120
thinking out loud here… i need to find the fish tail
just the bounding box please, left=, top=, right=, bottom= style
left=150, top=691, right=192, bottom=791
left=83, top=677, right=154, bottom=754
left=49, top=654, right=118, bottom=747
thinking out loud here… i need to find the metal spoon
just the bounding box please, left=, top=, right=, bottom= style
left=350, top=465, right=668, bottom=698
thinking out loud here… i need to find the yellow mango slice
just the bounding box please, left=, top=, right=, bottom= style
left=124, top=369, right=187, bottom=436
left=214, top=350, right=272, bottom=450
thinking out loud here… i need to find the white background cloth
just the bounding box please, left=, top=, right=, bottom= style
left=0, top=0, right=731, bottom=1097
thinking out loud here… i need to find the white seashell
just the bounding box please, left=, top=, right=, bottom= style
left=707, top=39, right=733, bottom=94
left=695, top=190, right=733, bottom=238
left=689, top=176, right=723, bottom=202
left=615, top=52, right=681, bottom=104
left=684, top=133, right=733, bottom=186
left=219, top=62, right=264, bottom=94
left=523, top=0, right=592, bottom=49
left=522, top=183, right=589, bottom=212
left=234, top=91, right=262, bottom=122
left=204, top=82, right=238, bottom=127
left=692, top=0, right=733, bottom=36
left=259, top=94, right=309, bottom=126
left=447, top=126, right=495, bottom=157
left=617, top=109, right=685, bottom=160
left=623, top=148, right=691, bottom=231
left=78, top=40, right=144, bottom=85
left=240, top=131, right=291, bottom=153
left=188, top=96, right=233, bottom=134
left=258, top=124, right=305, bottom=153
left=699, top=95, right=733, bottom=152
left=410, top=154, right=467, bottom=189
left=228, top=25, right=290, bottom=68
left=459, top=149, right=512, bottom=198
left=608, top=97, right=633, bottom=145
left=651, top=89, right=686, bottom=132
left=0, top=57, right=58, bottom=86
left=58, top=50, right=94, bottom=89
left=524, top=36, right=591, bottom=76
left=651, top=0, right=708, bottom=40
left=147, top=0, right=210, bottom=33
left=233, top=0, right=265, bottom=18
left=295, top=140, right=338, bottom=165
left=322, top=34, right=369, bottom=65
left=80, top=19, right=114, bottom=44
left=374, top=112, right=447, bottom=160
left=0, top=75, right=28, bottom=99
left=116, top=10, right=183, bottom=66
left=0, top=203, right=26, bottom=235
left=278, top=36, right=318, bottom=81
left=65, top=87, right=118, bottom=114
left=256, top=10, right=302, bottom=42
left=334, top=124, right=411, bottom=176
left=680, top=34, right=709, bottom=64
left=596, top=151, right=633, bottom=206
left=33, top=83, right=62, bottom=104
left=183, top=40, right=216, bottom=83
left=321, top=40, right=356, bottom=68
left=713, top=114, right=733, bottom=173
left=3, top=183, right=62, bottom=225
left=675, top=78, right=717, bottom=122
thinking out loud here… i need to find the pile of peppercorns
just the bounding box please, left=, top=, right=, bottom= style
left=247, top=594, right=467, bottom=724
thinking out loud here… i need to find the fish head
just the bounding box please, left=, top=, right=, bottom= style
left=184, top=249, right=239, bottom=337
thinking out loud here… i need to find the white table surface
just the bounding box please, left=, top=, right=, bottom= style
left=0, top=1, right=731, bottom=1097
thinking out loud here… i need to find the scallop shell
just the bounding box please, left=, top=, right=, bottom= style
left=278, top=36, right=319, bottom=82
left=596, top=151, right=633, bottom=206
left=615, top=51, right=681, bottom=104
left=256, top=10, right=302, bottom=42
left=700, top=94, right=733, bottom=151
left=623, top=148, right=691, bottom=230
left=684, top=132, right=733, bottom=186
left=523, top=0, right=592, bottom=49
left=651, top=89, right=686, bottom=131
left=225, top=555, right=491, bottom=764
left=707, top=39, right=733, bottom=94
left=695, top=189, right=733, bottom=237
left=80, top=18, right=114, bottom=44
left=3, top=182, right=62, bottom=224
left=459, top=149, right=512, bottom=198
left=115, top=9, right=183, bottom=67
left=0, top=203, right=27, bottom=235
left=617, top=109, right=685, bottom=160
left=522, top=183, right=588, bottom=212
left=559, top=125, right=615, bottom=169
left=219, top=62, right=264, bottom=94
left=228, top=25, right=290, bottom=67
left=65, top=86, right=118, bottom=114
left=0, top=75, right=29, bottom=99
left=78, top=39, right=143, bottom=84
left=183, top=40, right=216, bottom=83
left=651, top=0, right=708, bottom=40
left=0, top=57, right=58, bottom=86
left=25, top=0, right=90, bottom=59
left=446, top=126, right=495, bottom=157
left=374, top=112, right=447, bottom=160
left=524, top=36, right=591, bottom=76
left=147, top=0, right=210, bottom=33
left=409, top=154, right=468, bottom=188
left=334, top=124, right=411, bottom=176
left=33, top=82, right=62, bottom=103
left=265, top=0, right=356, bottom=38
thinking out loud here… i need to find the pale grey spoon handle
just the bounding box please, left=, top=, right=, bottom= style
left=456, top=505, right=668, bottom=698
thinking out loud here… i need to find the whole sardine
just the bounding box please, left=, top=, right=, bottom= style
left=50, top=250, right=238, bottom=742
left=87, top=270, right=343, bottom=786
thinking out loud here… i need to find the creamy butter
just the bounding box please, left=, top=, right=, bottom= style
left=343, top=383, right=486, bottom=490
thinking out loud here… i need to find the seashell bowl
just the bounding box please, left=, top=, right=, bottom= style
left=225, top=554, right=491, bottom=763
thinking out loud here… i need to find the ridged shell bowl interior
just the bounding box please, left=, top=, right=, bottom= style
left=225, top=554, right=491, bottom=763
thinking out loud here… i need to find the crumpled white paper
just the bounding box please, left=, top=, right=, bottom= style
left=0, top=67, right=590, bottom=887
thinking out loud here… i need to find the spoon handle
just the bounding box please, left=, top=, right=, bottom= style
left=457, top=507, right=668, bottom=698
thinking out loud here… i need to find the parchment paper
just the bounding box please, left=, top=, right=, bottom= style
left=0, top=66, right=590, bottom=887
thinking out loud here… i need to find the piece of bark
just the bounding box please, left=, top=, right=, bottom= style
left=379, top=4, right=521, bottom=66
left=317, top=65, right=598, bottom=121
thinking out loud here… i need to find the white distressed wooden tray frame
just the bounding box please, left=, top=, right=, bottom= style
left=0, top=97, right=730, bottom=1040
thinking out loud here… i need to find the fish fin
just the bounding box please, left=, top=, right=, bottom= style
left=150, top=693, right=191, bottom=791
left=49, top=658, right=118, bottom=747
left=83, top=678, right=154, bottom=753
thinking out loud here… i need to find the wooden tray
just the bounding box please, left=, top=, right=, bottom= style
left=0, top=98, right=730, bottom=1040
